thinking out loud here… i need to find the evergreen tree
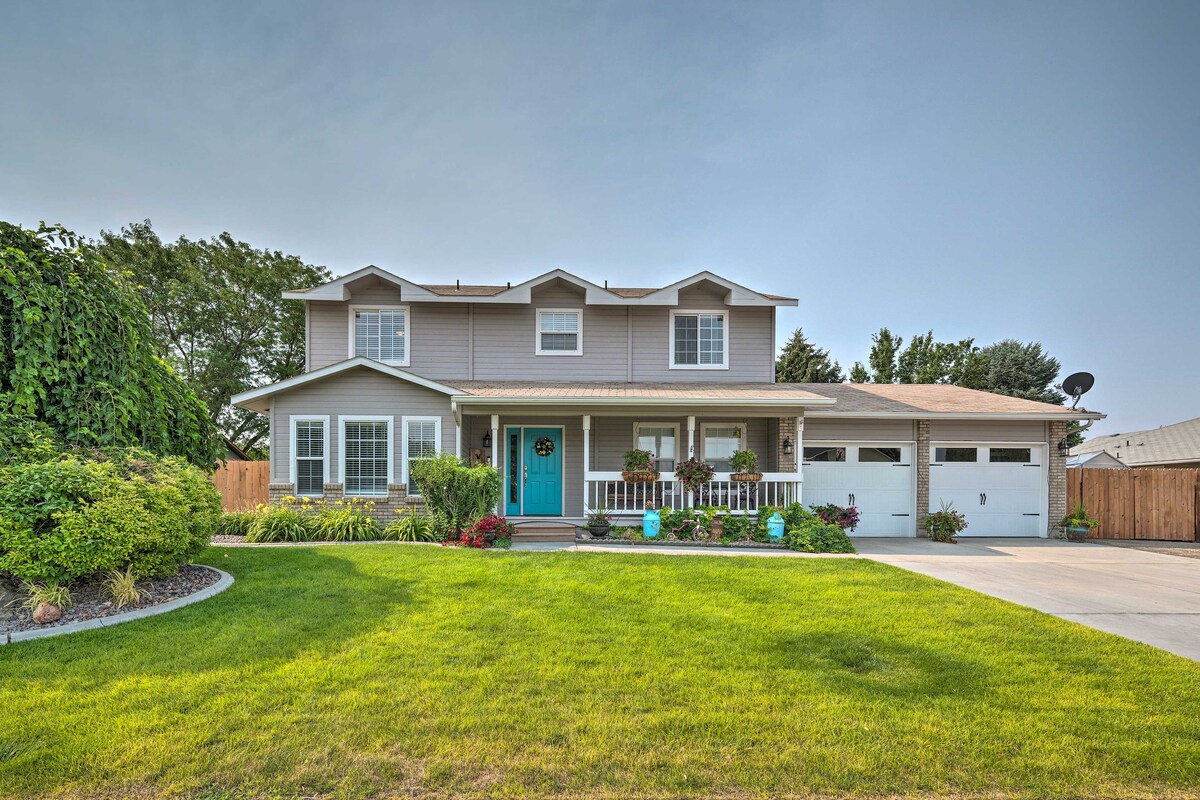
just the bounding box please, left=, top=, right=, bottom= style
left=848, top=362, right=871, bottom=383
left=867, top=328, right=903, bottom=383
left=775, top=328, right=844, bottom=383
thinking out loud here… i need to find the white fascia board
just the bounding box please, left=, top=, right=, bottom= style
left=804, top=410, right=1106, bottom=421
left=628, top=271, right=798, bottom=307
left=451, top=395, right=837, bottom=407
left=231, top=357, right=460, bottom=415
left=282, top=266, right=441, bottom=302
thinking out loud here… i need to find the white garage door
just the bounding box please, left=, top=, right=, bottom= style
left=803, top=443, right=915, bottom=537
left=928, top=445, right=1046, bottom=537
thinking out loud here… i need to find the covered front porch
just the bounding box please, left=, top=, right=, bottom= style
left=453, top=401, right=820, bottom=521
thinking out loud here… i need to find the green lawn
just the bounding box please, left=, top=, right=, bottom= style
left=2, top=546, right=1199, bottom=800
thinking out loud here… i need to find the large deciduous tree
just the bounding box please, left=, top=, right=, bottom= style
left=93, top=222, right=330, bottom=455
left=775, top=328, right=844, bottom=383
left=866, top=327, right=903, bottom=384
left=0, top=221, right=220, bottom=466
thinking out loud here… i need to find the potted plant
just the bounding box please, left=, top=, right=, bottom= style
left=675, top=457, right=715, bottom=492
left=621, top=449, right=660, bottom=483
left=924, top=501, right=968, bottom=543
left=729, top=449, right=762, bottom=482
left=1060, top=502, right=1099, bottom=542
left=587, top=506, right=612, bottom=538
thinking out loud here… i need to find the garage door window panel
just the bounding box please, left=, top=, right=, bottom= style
left=804, top=446, right=846, bottom=463
left=989, top=447, right=1033, bottom=463
left=859, top=446, right=902, bottom=463
left=934, top=447, right=978, bottom=463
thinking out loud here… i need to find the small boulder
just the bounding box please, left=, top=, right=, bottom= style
left=32, top=602, right=62, bottom=625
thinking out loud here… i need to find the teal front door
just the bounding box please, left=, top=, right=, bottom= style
left=505, top=427, right=563, bottom=516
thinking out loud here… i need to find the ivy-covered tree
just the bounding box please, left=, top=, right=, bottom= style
left=775, top=328, right=843, bottom=383
left=866, top=328, right=903, bottom=384
left=93, top=221, right=330, bottom=455
left=0, top=222, right=220, bottom=467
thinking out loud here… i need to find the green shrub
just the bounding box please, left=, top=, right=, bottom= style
left=782, top=517, right=856, bottom=554
left=309, top=501, right=380, bottom=542
left=216, top=511, right=257, bottom=537
left=245, top=504, right=311, bottom=543
left=410, top=454, right=501, bottom=532
left=0, top=451, right=220, bottom=584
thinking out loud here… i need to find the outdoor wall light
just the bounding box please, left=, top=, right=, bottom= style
left=482, top=431, right=492, bottom=449
left=782, top=437, right=793, bottom=455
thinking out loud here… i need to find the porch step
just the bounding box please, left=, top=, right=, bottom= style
left=511, top=523, right=578, bottom=543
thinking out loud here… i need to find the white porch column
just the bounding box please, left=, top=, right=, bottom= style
left=452, top=401, right=462, bottom=460
left=582, top=415, right=592, bottom=512
left=491, top=414, right=500, bottom=513
left=795, top=415, right=804, bottom=505
left=687, top=415, right=696, bottom=460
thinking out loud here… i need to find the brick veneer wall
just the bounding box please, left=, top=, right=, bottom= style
left=1047, top=420, right=1068, bottom=537
left=267, top=482, right=425, bottom=525
left=915, top=420, right=931, bottom=536
left=778, top=416, right=798, bottom=473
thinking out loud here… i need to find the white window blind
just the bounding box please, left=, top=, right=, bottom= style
left=294, top=420, right=325, bottom=496
left=537, top=310, right=581, bottom=354
left=343, top=420, right=390, bottom=495
left=354, top=309, right=407, bottom=363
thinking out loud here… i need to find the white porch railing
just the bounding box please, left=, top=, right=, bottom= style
left=584, top=472, right=801, bottom=516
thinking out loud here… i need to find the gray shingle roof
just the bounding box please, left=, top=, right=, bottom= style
left=1070, top=416, right=1200, bottom=466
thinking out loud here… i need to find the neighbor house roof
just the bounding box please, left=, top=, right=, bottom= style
left=1066, top=451, right=1128, bottom=469
left=1070, top=416, right=1200, bottom=466
left=281, top=267, right=797, bottom=306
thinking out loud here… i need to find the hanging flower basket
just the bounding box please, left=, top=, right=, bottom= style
left=622, top=448, right=659, bottom=483
left=533, top=437, right=555, bottom=457
left=729, top=449, right=760, bottom=482
left=730, top=472, right=763, bottom=483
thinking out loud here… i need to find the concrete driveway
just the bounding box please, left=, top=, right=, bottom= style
left=856, top=538, right=1200, bottom=661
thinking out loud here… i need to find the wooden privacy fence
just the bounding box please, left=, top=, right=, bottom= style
left=212, top=461, right=270, bottom=511
left=1068, top=467, right=1199, bottom=541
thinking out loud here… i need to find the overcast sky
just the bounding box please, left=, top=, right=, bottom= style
left=3, top=0, right=1197, bottom=436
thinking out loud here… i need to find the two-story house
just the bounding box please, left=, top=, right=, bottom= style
left=232, top=268, right=1101, bottom=540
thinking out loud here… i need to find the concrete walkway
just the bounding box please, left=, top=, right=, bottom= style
left=856, top=538, right=1200, bottom=661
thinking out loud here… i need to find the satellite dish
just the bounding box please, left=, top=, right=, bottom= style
left=1060, top=371, right=1095, bottom=409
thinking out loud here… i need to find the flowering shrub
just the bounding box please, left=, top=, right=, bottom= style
left=675, top=457, right=715, bottom=490
left=444, top=514, right=513, bottom=548
left=810, top=503, right=860, bottom=531
left=925, top=501, right=968, bottom=542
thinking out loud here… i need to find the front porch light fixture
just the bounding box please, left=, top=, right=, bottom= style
left=782, top=437, right=793, bottom=455
left=483, top=431, right=492, bottom=449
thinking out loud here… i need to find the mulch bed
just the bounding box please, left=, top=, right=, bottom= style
left=0, top=564, right=220, bottom=634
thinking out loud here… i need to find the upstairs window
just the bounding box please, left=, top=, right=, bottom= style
left=352, top=306, right=408, bottom=365
left=671, top=311, right=727, bottom=368
left=536, top=309, right=582, bottom=355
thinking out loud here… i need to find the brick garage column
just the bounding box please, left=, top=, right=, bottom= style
left=778, top=415, right=798, bottom=473
left=916, top=420, right=930, bottom=536
left=1047, top=420, right=1068, bottom=537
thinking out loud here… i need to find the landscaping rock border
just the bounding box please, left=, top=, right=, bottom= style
left=1, top=566, right=233, bottom=646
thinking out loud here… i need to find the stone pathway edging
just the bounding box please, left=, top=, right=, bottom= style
left=1, top=566, right=234, bottom=646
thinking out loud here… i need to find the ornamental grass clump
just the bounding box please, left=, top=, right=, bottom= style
left=383, top=510, right=440, bottom=542
left=309, top=499, right=381, bottom=542
left=245, top=503, right=311, bottom=543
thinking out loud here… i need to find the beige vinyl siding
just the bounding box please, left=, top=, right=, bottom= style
left=589, top=417, right=776, bottom=472
left=929, top=420, right=1047, bottom=442
left=805, top=419, right=917, bottom=441
left=307, top=279, right=776, bottom=383
left=270, top=368, right=455, bottom=484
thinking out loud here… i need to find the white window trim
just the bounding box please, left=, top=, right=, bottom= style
left=339, top=415, right=394, bottom=496
left=348, top=304, right=411, bottom=366
left=669, top=309, right=729, bottom=370
left=401, top=416, right=443, bottom=495
left=632, top=422, right=682, bottom=466
left=535, top=308, right=584, bottom=356
left=699, top=421, right=747, bottom=464
left=289, top=415, right=330, bottom=496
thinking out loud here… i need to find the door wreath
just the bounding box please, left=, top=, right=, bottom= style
left=533, top=436, right=555, bottom=456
